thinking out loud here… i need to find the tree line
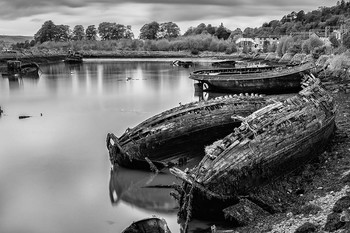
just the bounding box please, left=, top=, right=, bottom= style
left=32, top=20, right=232, bottom=44
left=9, top=0, right=350, bottom=55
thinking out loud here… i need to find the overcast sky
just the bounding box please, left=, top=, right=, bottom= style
left=0, top=0, right=337, bottom=37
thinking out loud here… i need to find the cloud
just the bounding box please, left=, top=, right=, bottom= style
left=0, top=0, right=337, bottom=36
left=0, top=0, right=334, bottom=20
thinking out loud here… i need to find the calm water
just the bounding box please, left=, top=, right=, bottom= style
left=0, top=58, right=221, bottom=233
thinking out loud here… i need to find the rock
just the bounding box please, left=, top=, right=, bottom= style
left=294, top=222, right=318, bottom=233
left=324, top=212, right=345, bottom=232
left=333, top=196, right=350, bottom=213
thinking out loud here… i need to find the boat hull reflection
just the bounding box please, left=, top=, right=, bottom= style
left=109, top=166, right=179, bottom=213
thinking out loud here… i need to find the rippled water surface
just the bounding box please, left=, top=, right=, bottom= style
left=0, top=58, right=222, bottom=233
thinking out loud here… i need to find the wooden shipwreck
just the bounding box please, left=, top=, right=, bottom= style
left=3, top=61, right=40, bottom=78
left=189, top=62, right=314, bottom=94
left=64, top=51, right=83, bottom=64
left=170, top=73, right=336, bottom=224
left=106, top=95, right=278, bottom=170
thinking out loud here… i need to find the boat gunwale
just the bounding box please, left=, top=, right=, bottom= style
left=189, top=63, right=314, bottom=81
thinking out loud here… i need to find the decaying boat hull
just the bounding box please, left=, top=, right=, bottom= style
left=190, top=62, right=314, bottom=94
left=107, top=95, right=274, bottom=170
left=170, top=74, right=336, bottom=223
left=201, top=72, right=303, bottom=93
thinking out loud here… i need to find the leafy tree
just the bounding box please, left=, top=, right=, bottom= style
left=158, top=22, right=180, bottom=39
left=206, top=24, right=216, bottom=35
left=98, top=22, right=129, bottom=40
left=54, top=25, right=70, bottom=42
left=98, top=22, right=115, bottom=40
left=243, top=27, right=255, bottom=38
left=124, top=25, right=134, bottom=39
left=86, top=25, right=97, bottom=40
left=308, top=34, right=324, bottom=52
left=72, top=25, right=85, bottom=41
left=111, top=24, right=127, bottom=40
left=229, top=28, right=242, bottom=42
left=139, top=22, right=159, bottom=40
left=34, top=20, right=57, bottom=43
left=183, top=27, right=194, bottom=36
left=296, top=10, right=305, bottom=22
left=277, top=36, right=293, bottom=56
left=215, top=23, right=231, bottom=40
left=194, top=23, right=206, bottom=34
left=343, top=32, right=350, bottom=49
left=329, top=33, right=340, bottom=48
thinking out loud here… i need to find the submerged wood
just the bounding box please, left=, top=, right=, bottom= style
left=122, top=217, right=171, bottom=233
left=171, top=73, right=336, bottom=223
left=189, top=62, right=314, bottom=94
left=106, top=94, right=276, bottom=170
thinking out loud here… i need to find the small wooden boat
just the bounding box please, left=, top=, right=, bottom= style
left=3, top=61, right=40, bottom=78
left=172, top=60, right=194, bottom=68
left=122, top=217, right=171, bottom=233
left=64, top=51, right=83, bottom=63
left=212, top=60, right=236, bottom=68
left=171, top=73, right=336, bottom=222
left=20, top=62, right=40, bottom=77
left=106, top=95, right=277, bottom=170
left=189, top=62, right=315, bottom=94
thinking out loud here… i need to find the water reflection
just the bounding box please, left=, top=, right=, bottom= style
left=109, top=166, right=178, bottom=213
left=0, top=58, right=209, bottom=233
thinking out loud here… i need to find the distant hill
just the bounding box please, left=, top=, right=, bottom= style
left=0, top=35, right=33, bottom=48
left=242, top=1, right=350, bottom=38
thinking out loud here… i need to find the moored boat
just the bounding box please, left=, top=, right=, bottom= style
left=172, top=60, right=194, bottom=68
left=106, top=94, right=278, bottom=170
left=4, top=60, right=40, bottom=77
left=189, top=62, right=315, bottom=94
left=64, top=51, right=83, bottom=63
left=170, top=73, right=336, bottom=222
left=212, top=60, right=236, bottom=68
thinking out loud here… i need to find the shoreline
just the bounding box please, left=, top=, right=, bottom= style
left=0, top=50, right=262, bottom=65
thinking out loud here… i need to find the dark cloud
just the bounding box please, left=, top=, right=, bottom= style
left=0, top=0, right=337, bottom=36
left=0, top=0, right=334, bottom=20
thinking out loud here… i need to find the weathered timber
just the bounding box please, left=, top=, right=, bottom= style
left=189, top=62, right=314, bottom=94
left=171, top=73, right=336, bottom=224
left=106, top=95, right=279, bottom=170
left=122, top=217, right=171, bottom=233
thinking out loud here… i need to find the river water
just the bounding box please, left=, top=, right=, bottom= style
left=0, top=58, right=225, bottom=233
